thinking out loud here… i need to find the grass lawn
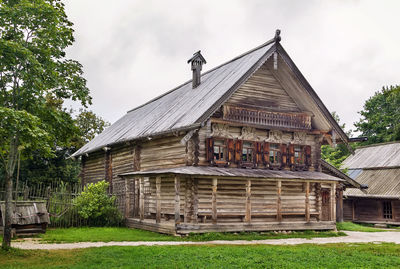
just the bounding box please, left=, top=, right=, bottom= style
left=337, top=222, right=390, bottom=232
left=37, top=227, right=345, bottom=243
left=1, top=243, right=400, bottom=268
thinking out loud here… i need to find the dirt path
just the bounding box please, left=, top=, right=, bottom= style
left=11, top=231, right=400, bottom=250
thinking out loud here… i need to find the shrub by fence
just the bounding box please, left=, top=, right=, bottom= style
left=0, top=180, right=126, bottom=228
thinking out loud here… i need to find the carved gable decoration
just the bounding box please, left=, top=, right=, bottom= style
left=211, top=124, right=232, bottom=138
left=239, top=127, right=259, bottom=141
left=292, top=132, right=307, bottom=144
left=265, top=130, right=282, bottom=143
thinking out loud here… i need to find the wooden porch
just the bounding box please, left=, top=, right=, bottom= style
left=120, top=167, right=341, bottom=235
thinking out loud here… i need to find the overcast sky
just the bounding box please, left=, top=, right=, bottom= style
left=64, top=0, right=399, bottom=135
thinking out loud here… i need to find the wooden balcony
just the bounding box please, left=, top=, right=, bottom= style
left=223, top=105, right=312, bottom=130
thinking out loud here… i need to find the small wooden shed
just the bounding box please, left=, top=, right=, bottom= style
left=0, top=201, right=50, bottom=235
left=343, top=142, right=400, bottom=225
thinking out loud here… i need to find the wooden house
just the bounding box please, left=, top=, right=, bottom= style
left=72, top=30, right=360, bottom=234
left=343, top=142, right=400, bottom=225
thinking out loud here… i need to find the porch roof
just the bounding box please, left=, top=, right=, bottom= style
left=119, top=166, right=344, bottom=182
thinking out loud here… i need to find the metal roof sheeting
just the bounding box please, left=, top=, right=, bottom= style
left=344, top=168, right=400, bottom=198
left=342, top=142, right=400, bottom=169
left=72, top=43, right=275, bottom=157
left=119, top=166, right=343, bottom=182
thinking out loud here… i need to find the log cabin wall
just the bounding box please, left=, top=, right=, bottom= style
left=343, top=198, right=400, bottom=224
left=81, top=151, right=105, bottom=185
left=140, top=135, right=187, bottom=171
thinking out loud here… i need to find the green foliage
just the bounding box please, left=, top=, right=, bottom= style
left=73, top=109, right=110, bottom=149
left=321, top=112, right=353, bottom=169
left=75, top=181, right=122, bottom=226
left=355, top=85, right=400, bottom=144
left=0, top=0, right=91, bottom=188
left=2, top=243, right=400, bottom=268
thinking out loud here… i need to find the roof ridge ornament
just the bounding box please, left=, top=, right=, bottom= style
left=274, top=29, right=281, bottom=43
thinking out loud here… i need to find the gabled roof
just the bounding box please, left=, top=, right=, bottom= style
left=344, top=168, right=400, bottom=198
left=72, top=35, right=349, bottom=157
left=342, top=141, right=400, bottom=169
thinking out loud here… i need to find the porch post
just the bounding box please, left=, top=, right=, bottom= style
left=336, top=185, right=344, bottom=222
left=305, top=181, right=310, bottom=222
left=331, top=182, right=336, bottom=221
left=192, top=178, right=198, bottom=223
left=139, top=177, right=144, bottom=220
left=156, top=176, right=161, bottom=223
left=174, top=175, right=181, bottom=225
left=212, top=178, right=218, bottom=224
left=245, top=179, right=251, bottom=223
left=124, top=178, right=130, bottom=219
left=184, top=177, right=191, bottom=223
left=277, top=180, right=282, bottom=222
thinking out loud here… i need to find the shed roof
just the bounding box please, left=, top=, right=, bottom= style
left=344, top=168, right=400, bottom=199
left=119, top=166, right=343, bottom=182
left=342, top=141, right=400, bottom=169
left=320, top=159, right=365, bottom=189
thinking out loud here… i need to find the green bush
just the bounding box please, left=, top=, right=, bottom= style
left=75, top=181, right=123, bottom=226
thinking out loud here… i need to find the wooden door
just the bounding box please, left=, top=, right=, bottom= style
left=321, top=189, right=331, bottom=221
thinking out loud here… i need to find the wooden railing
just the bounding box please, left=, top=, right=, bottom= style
left=223, top=105, right=312, bottom=130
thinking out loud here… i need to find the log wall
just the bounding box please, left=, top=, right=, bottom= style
left=140, top=135, right=187, bottom=171
left=82, top=152, right=105, bottom=184
left=344, top=198, right=400, bottom=224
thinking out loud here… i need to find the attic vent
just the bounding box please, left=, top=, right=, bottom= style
left=187, top=50, right=207, bottom=88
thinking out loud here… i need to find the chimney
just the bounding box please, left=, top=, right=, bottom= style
left=187, top=50, right=206, bottom=88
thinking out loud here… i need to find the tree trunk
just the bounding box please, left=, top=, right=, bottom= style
left=2, top=172, right=13, bottom=249
left=2, top=137, right=18, bottom=249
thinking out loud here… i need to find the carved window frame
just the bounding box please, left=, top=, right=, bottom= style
left=213, top=138, right=227, bottom=165
left=268, top=143, right=281, bottom=168
left=241, top=140, right=255, bottom=165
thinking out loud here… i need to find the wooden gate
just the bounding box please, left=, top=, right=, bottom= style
left=321, top=189, right=331, bottom=221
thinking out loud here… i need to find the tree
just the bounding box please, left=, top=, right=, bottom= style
left=321, top=112, right=353, bottom=169
left=355, top=85, right=400, bottom=145
left=6, top=109, right=110, bottom=186
left=0, top=0, right=91, bottom=249
left=73, top=109, right=110, bottom=149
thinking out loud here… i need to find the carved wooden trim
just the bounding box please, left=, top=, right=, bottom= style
left=223, top=105, right=312, bottom=130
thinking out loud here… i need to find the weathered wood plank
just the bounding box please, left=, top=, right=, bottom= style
left=175, top=176, right=181, bottom=224
left=139, top=177, right=144, bottom=220
left=156, top=176, right=161, bottom=223
left=245, top=179, right=251, bottom=223
left=305, top=182, right=310, bottom=222
left=331, top=183, right=336, bottom=222
left=212, top=178, right=218, bottom=224
left=277, top=180, right=282, bottom=222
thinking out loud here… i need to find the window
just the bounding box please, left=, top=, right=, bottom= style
left=242, top=142, right=254, bottom=162
left=383, top=201, right=393, bottom=219
left=294, top=145, right=305, bottom=165
left=213, top=140, right=226, bottom=161
left=269, top=143, right=280, bottom=164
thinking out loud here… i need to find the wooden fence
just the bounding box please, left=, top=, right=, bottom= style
left=0, top=181, right=126, bottom=228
